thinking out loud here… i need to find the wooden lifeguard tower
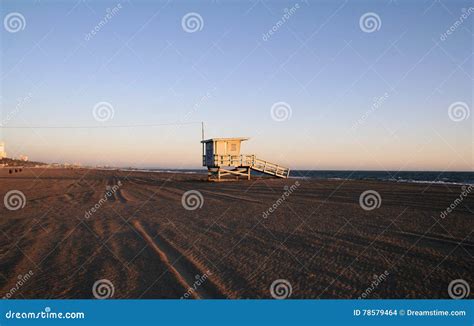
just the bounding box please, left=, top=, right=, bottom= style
left=201, top=138, right=290, bottom=181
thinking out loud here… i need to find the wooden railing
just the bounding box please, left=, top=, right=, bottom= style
left=203, top=154, right=255, bottom=167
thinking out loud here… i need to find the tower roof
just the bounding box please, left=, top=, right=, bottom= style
left=201, top=137, right=249, bottom=143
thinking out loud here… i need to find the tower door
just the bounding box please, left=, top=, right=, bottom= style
left=205, top=142, right=214, bottom=166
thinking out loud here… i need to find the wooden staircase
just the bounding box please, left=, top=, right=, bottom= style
left=250, top=157, right=290, bottom=178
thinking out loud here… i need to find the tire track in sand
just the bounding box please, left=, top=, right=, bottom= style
left=132, top=220, right=226, bottom=299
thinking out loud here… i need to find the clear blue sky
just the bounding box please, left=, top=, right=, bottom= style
left=1, top=0, right=472, bottom=170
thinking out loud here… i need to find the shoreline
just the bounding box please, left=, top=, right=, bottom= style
left=3, top=166, right=472, bottom=186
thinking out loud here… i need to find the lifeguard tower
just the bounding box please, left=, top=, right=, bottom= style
left=201, top=138, right=290, bottom=181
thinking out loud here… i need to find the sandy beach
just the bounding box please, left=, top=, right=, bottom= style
left=0, top=168, right=472, bottom=299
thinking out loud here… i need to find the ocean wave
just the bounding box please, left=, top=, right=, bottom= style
left=390, top=179, right=473, bottom=186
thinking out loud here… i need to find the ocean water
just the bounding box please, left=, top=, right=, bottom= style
left=134, top=168, right=474, bottom=185
left=289, top=170, right=474, bottom=185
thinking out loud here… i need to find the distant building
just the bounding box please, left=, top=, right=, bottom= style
left=0, top=142, right=6, bottom=159
left=18, top=155, right=28, bottom=162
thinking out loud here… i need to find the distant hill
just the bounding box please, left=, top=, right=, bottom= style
left=0, top=157, right=47, bottom=167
